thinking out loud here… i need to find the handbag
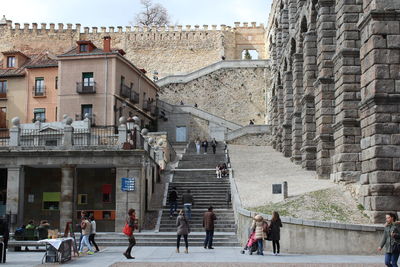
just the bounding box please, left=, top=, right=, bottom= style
left=122, top=223, right=133, bottom=236
left=393, top=240, right=400, bottom=254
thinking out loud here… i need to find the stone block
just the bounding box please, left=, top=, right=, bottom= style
left=369, top=195, right=400, bottom=210
left=369, top=171, right=400, bottom=184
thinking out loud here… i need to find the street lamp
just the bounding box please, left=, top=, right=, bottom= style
left=153, top=70, right=159, bottom=82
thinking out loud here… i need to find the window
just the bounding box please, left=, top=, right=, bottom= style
left=0, top=81, right=7, bottom=96
left=79, top=44, right=88, bottom=52
left=81, top=104, right=93, bottom=120
left=78, top=194, right=88, bottom=205
left=55, top=107, right=58, bottom=121
left=34, top=108, right=46, bottom=122
left=82, top=73, right=94, bottom=87
left=0, top=107, right=6, bottom=113
left=7, top=56, right=15, bottom=68
left=35, top=77, right=45, bottom=96
left=42, top=192, right=60, bottom=210
left=102, top=184, right=112, bottom=203
left=55, top=76, right=58, bottom=89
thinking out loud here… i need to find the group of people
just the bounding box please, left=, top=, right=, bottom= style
left=77, top=211, right=99, bottom=255
left=195, top=138, right=219, bottom=154
left=216, top=163, right=228, bottom=179
left=175, top=206, right=217, bottom=253
left=169, top=188, right=195, bottom=220
left=246, top=211, right=282, bottom=256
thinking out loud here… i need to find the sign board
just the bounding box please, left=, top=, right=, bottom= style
left=272, top=184, right=282, bottom=194
left=121, top=177, right=136, bottom=192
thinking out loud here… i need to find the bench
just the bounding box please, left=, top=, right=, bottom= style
left=8, top=240, right=46, bottom=252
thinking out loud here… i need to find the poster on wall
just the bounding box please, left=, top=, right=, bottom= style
left=121, top=178, right=136, bottom=192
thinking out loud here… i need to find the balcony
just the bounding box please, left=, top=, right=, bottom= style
left=120, top=84, right=131, bottom=98
left=32, top=86, right=46, bottom=97
left=77, top=82, right=96, bottom=94
left=0, top=92, right=6, bottom=99
left=130, top=91, right=139, bottom=104
left=143, top=100, right=151, bottom=111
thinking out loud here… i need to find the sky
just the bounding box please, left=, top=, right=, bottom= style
left=0, top=0, right=273, bottom=28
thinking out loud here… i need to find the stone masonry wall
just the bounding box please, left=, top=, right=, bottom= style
left=266, top=0, right=400, bottom=223
left=0, top=21, right=265, bottom=79
left=159, top=67, right=270, bottom=126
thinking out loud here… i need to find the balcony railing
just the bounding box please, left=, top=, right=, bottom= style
left=143, top=100, right=151, bottom=111
left=32, top=86, right=46, bottom=97
left=76, top=82, right=96, bottom=94
left=130, top=91, right=139, bottom=104
left=0, top=92, right=6, bottom=99
left=120, top=84, right=131, bottom=98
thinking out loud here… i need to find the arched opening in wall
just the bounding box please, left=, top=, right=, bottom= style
left=242, top=49, right=259, bottom=60
left=300, top=17, right=308, bottom=39
left=290, top=38, right=296, bottom=65
left=284, top=58, right=288, bottom=71
left=277, top=72, right=282, bottom=87
left=272, top=85, right=276, bottom=97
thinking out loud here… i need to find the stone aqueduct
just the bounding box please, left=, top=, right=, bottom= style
left=266, top=0, right=400, bottom=222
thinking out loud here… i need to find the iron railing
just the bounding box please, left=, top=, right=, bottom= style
left=76, top=82, right=96, bottom=94
left=0, top=92, right=6, bottom=99
left=130, top=91, right=139, bottom=104
left=32, top=86, right=46, bottom=97
left=120, top=84, right=131, bottom=98
left=143, top=100, right=151, bottom=111
left=0, top=129, right=9, bottom=146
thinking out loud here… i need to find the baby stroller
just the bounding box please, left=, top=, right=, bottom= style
left=240, top=231, right=258, bottom=255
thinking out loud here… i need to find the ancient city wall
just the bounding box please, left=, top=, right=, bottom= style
left=266, top=0, right=400, bottom=223
left=159, top=61, right=271, bottom=125
left=0, top=20, right=266, bottom=78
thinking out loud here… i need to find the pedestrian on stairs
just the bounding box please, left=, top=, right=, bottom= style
left=203, top=206, right=217, bottom=249
left=195, top=138, right=201, bottom=154
left=169, top=187, right=178, bottom=218
left=216, top=164, right=222, bottom=179
left=211, top=138, right=218, bottom=154
left=182, top=189, right=194, bottom=220
left=176, top=210, right=190, bottom=254
left=202, top=139, right=208, bottom=154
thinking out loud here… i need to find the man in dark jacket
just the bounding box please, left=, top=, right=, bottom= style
left=169, top=187, right=178, bottom=218
left=203, top=206, right=217, bottom=249
left=182, top=190, right=194, bottom=220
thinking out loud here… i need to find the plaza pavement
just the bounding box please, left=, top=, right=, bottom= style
left=5, top=246, right=384, bottom=267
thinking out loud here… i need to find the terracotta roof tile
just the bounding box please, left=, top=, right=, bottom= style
left=0, top=52, right=57, bottom=77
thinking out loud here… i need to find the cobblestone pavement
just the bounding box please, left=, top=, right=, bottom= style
left=4, top=246, right=383, bottom=267
left=228, top=145, right=336, bottom=207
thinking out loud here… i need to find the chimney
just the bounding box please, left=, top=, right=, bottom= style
left=103, top=36, right=111, bottom=52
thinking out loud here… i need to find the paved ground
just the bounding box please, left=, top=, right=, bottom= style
left=228, top=145, right=336, bottom=208
left=4, top=247, right=384, bottom=267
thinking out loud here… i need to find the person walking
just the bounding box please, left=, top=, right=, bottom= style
left=203, top=206, right=217, bottom=249
left=195, top=138, right=201, bottom=154
left=211, top=138, right=218, bottom=154
left=216, top=164, right=222, bottom=179
left=169, top=187, right=178, bottom=218
left=182, top=190, right=194, bottom=220
left=251, top=214, right=265, bottom=256
left=176, top=210, right=190, bottom=254
left=89, top=216, right=100, bottom=252
left=378, top=213, right=400, bottom=267
left=269, top=211, right=283, bottom=255
left=202, top=139, right=208, bottom=154
left=79, top=215, right=94, bottom=255
left=123, top=209, right=138, bottom=259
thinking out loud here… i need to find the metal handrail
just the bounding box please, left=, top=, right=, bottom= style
left=32, top=86, right=46, bottom=97
left=76, top=82, right=96, bottom=94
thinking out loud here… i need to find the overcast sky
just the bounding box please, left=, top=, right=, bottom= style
left=1, top=0, right=273, bottom=28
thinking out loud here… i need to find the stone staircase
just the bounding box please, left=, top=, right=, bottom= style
left=158, top=142, right=239, bottom=246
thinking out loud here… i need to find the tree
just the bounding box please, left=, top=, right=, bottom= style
left=133, top=0, right=170, bottom=27
left=244, top=50, right=252, bottom=60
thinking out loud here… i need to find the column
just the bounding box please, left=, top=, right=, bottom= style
left=331, top=0, right=363, bottom=183
left=115, top=167, right=143, bottom=232
left=314, top=0, right=336, bottom=179
left=6, top=166, right=24, bottom=227
left=60, top=165, right=75, bottom=230
left=358, top=1, right=400, bottom=223
left=283, top=71, right=293, bottom=157
left=302, top=31, right=318, bottom=170
left=291, top=53, right=304, bottom=164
